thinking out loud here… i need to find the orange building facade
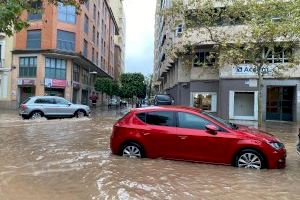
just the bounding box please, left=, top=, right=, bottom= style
left=11, top=0, right=119, bottom=107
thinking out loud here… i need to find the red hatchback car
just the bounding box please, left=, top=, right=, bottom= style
left=110, top=106, right=286, bottom=169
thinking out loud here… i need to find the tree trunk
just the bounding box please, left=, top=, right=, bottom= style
left=101, top=92, right=104, bottom=106
left=257, top=69, right=263, bottom=127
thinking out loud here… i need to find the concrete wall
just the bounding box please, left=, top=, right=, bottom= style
left=218, top=79, right=258, bottom=119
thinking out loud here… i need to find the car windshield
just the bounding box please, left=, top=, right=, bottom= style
left=157, top=95, right=171, bottom=101
left=201, top=111, right=238, bottom=130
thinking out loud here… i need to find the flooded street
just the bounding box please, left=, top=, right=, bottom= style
left=0, top=108, right=299, bottom=200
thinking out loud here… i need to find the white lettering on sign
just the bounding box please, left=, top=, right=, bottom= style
left=232, top=64, right=274, bottom=76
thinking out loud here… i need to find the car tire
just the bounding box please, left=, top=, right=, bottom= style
left=121, top=142, right=144, bottom=159
left=235, top=149, right=266, bottom=169
left=75, top=110, right=86, bottom=118
left=30, top=111, right=43, bottom=120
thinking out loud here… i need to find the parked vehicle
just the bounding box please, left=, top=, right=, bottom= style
left=108, top=99, right=119, bottom=108
left=19, top=96, right=91, bottom=120
left=110, top=106, right=286, bottom=169
left=154, top=94, right=174, bottom=106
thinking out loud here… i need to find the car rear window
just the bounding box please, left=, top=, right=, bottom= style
left=136, top=111, right=175, bottom=127
left=156, top=95, right=171, bottom=101
left=22, top=97, right=31, bottom=104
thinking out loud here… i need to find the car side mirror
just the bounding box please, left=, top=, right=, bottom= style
left=68, top=103, right=72, bottom=106
left=205, top=125, right=218, bottom=135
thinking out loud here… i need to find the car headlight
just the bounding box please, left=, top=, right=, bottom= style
left=268, top=141, right=284, bottom=150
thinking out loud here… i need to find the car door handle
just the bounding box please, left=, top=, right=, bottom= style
left=178, top=135, right=188, bottom=140
left=142, top=132, right=151, bottom=136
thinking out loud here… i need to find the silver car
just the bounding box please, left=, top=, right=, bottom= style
left=19, top=96, right=91, bottom=120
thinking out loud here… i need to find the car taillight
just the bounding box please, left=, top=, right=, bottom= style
left=20, top=104, right=27, bottom=110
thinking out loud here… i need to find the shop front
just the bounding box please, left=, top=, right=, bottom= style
left=17, top=79, right=36, bottom=104
left=44, top=78, right=67, bottom=97
left=72, top=82, right=81, bottom=104
left=81, top=89, right=89, bottom=105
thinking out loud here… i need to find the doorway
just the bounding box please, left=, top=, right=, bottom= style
left=266, top=86, right=294, bottom=121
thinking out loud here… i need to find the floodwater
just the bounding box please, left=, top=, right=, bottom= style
left=0, top=108, right=299, bottom=200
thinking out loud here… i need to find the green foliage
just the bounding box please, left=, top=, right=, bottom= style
left=164, top=0, right=300, bottom=73
left=0, top=0, right=87, bottom=36
left=120, top=73, right=146, bottom=99
left=95, top=77, right=120, bottom=97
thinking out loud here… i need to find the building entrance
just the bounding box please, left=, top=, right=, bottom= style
left=266, top=86, right=294, bottom=121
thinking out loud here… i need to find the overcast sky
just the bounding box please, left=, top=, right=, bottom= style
left=123, top=0, right=156, bottom=76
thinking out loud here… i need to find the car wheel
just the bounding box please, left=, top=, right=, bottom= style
left=121, top=142, right=143, bottom=159
left=31, top=111, right=43, bottom=120
left=75, top=110, right=86, bottom=118
left=235, top=149, right=265, bottom=169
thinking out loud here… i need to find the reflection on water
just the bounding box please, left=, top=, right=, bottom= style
left=0, top=109, right=299, bottom=200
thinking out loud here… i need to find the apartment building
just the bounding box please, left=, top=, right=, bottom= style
left=154, top=0, right=300, bottom=122
left=109, top=0, right=126, bottom=80
left=10, top=0, right=119, bottom=108
left=0, top=34, right=13, bottom=109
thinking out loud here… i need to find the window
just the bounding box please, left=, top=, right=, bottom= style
left=178, top=112, right=212, bottom=130
left=57, top=30, right=75, bottom=51
left=57, top=2, right=76, bottom=24
left=82, top=69, right=89, bottom=84
left=192, top=92, right=217, bottom=112
left=28, top=0, right=42, bottom=21
left=92, top=48, right=95, bottom=63
left=27, top=30, right=41, bottom=49
left=55, top=98, right=70, bottom=105
left=194, top=51, right=215, bottom=67
left=45, top=58, right=66, bottom=80
left=265, top=47, right=292, bottom=64
left=19, top=57, right=37, bottom=77
left=92, top=26, right=96, bottom=43
left=73, top=64, right=80, bottom=82
left=97, top=12, right=100, bottom=25
left=136, top=113, right=146, bottom=123
left=93, top=4, right=96, bottom=20
left=83, top=40, right=88, bottom=58
left=176, top=24, right=183, bottom=36
left=96, top=52, right=99, bottom=65
left=85, top=0, right=89, bottom=9
left=34, top=98, right=55, bottom=104
left=146, top=111, right=175, bottom=127
left=84, top=15, right=89, bottom=34
left=97, top=32, right=99, bottom=46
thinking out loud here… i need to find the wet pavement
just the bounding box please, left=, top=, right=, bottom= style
left=0, top=108, right=300, bottom=200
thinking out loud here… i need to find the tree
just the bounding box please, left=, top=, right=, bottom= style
left=95, top=77, right=113, bottom=104
left=164, top=0, right=300, bottom=126
left=0, top=0, right=87, bottom=36
left=120, top=73, right=146, bottom=101
left=144, top=74, right=154, bottom=98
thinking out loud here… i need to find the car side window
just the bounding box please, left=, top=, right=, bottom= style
left=34, top=98, right=55, bottom=104
left=146, top=111, right=175, bottom=127
left=136, top=113, right=146, bottom=123
left=55, top=98, right=69, bottom=105
left=178, top=112, right=214, bottom=130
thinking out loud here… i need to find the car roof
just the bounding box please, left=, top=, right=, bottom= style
left=30, top=96, right=63, bottom=99
left=132, top=106, right=201, bottom=113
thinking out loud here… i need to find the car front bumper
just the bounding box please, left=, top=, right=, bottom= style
left=268, top=148, right=287, bottom=169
